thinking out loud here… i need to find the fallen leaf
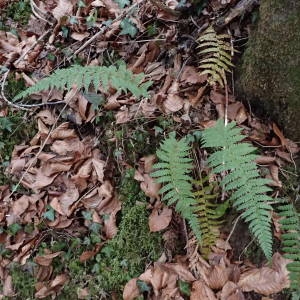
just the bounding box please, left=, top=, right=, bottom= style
left=190, top=280, right=217, bottom=300
left=35, top=252, right=63, bottom=266
left=149, top=205, right=172, bottom=232
left=52, top=0, right=74, bottom=21
left=123, top=278, right=140, bottom=300
left=238, top=253, right=290, bottom=295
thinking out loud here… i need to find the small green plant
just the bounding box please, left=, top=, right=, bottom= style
left=197, top=26, right=234, bottom=87
left=194, top=177, right=229, bottom=256
left=201, top=119, right=274, bottom=259
left=277, top=201, right=300, bottom=295
left=9, top=262, right=35, bottom=299
left=4, top=0, right=31, bottom=26
left=152, top=133, right=202, bottom=242
left=14, top=63, right=152, bottom=100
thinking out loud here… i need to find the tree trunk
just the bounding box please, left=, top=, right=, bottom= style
left=236, top=0, right=300, bottom=142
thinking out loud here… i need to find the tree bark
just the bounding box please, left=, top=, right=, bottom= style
left=236, top=0, right=300, bottom=142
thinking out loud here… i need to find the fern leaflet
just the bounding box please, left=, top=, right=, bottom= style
left=278, top=201, right=300, bottom=292
left=152, top=133, right=202, bottom=242
left=194, top=176, right=228, bottom=256
left=197, top=26, right=234, bottom=87
left=201, top=119, right=274, bottom=259
left=14, top=64, right=152, bottom=100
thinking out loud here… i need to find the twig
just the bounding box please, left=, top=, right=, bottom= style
left=225, top=214, right=242, bottom=245
left=1, top=71, right=29, bottom=110
left=30, top=0, right=53, bottom=25
left=67, top=2, right=140, bottom=60
left=215, top=0, right=259, bottom=28
left=14, top=29, right=51, bottom=66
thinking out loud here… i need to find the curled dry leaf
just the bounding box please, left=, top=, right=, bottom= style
left=180, top=66, right=207, bottom=84
left=190, top=280, right=217, bottom=300
left=238, top=253, right=290, bottom=295
left=220, top=281, right=245, bottom=300
left=123, top=278, right=141, bottom=300
left=35, top=252, right=63, bottom=266
left=52, top=0, right=74, bottom=21
left=149, top=204, right=172, bottom=232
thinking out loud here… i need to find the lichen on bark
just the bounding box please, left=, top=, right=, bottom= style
left=237, top=0, right=300, bottom=141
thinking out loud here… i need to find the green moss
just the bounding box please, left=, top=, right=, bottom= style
left=9, top=262, right=36, bottom=300
left=0, top=110, right=36, bottom=185
left=237, top=0, right=300, bottom=141
left=5, top=0, right=31, bottom=26
left=60, top=170, right=162, bottom=298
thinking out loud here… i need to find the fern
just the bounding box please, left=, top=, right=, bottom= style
left=152, top=133, right=202, bottom=242
left=14, top=64, right=152, bottom=100
left=197, top=26, right=234, bottom=87
left=194, top=176, right=228, bottom=256
left=201, top=119, right=274, bottom=259
left=277, top=201, right=300, bottom=292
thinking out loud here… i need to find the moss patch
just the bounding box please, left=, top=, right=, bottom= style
left=4, top=0, right=31, bottom=26
left=237, top=0, right=300, bottom=141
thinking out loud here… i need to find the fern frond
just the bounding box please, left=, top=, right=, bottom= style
left=278, top=201, right=300, bottom=292
left=152, top=133, right=202, bottom=242
left=197, top=26, right=234, bottom=87
left=201, top=119, right=274, bottom=259
left=14, top=64, right=152, bottom=100
left=194, top=177, right=228, bottom=257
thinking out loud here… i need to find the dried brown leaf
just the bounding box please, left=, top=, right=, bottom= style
left=35, top=252, right=63, bottom=266
left=123, top=278, right=140, bottom=300
left=190, top=280, right=217, bottom=300
left=149, top=205, right=172, bottom=232
left=238, top=253, right=290, bottom=295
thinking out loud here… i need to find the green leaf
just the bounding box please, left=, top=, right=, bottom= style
left=43, top=206, right=55, bottom=221
left=137, top=280, right=151, bottom=293
left=178, top=280, right=191, bottom=296
left=7, top=223, right=22, bottom=236
left=120, top=18, right=138, bottom=38
left=114, top=0, right=130, bottom=8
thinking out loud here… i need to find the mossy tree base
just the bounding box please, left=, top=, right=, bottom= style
left=237, top=0, right=300, bottom=141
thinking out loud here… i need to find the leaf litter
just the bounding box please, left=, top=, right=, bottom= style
left=0, top=0, right=299, bottom=298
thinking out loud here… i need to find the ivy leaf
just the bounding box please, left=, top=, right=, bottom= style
left=114, top=0, right=130, bottom=8
left=43, top=206, right=55, bottom=221
left=120, top=18, right=138, bottom=38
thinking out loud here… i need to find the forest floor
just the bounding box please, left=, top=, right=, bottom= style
left=0, top=0, right=299, bottom=299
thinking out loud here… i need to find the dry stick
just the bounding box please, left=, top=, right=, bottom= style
left=30, top=0, right=53, bottom=25
left=225, top=214, right=242, bottom=245
left=215, top=0, right=258, bottom=28
left=67, top=2, right=140, bottom=61
left=7, top=91, right=77, bottom=199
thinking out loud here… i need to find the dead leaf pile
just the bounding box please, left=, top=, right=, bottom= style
left=124, top=239, right=291, bottom=299
left=0, top=110, right=120, bottom=298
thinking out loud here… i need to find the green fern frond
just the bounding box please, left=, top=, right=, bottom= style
left=201, top=119, right=274, bottom=259
left=152, top=133, right=202, bottom=242
left=278, top=201, right=300, bottom=292
left=194, top=177, right=228, bottom=256
left=197, top=26, right=234, bottom=87
left=14, top=64, right=152, bottom=100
